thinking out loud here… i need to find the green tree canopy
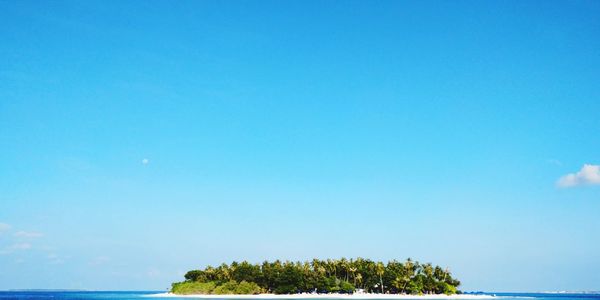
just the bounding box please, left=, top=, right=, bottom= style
left=172, top=258, right=461, bottom=295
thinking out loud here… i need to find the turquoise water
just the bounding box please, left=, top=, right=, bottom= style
left=0, top=292, right=158, bottom=300
left=0, top=292, right=599, bottom=300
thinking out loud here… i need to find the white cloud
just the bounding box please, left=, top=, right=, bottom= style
left=557, top=164, right=600, bottom=188
left=142, top=158, right=149, bottom=165
left=0, top=243, right=32, bottom=255
left=48, top=258, right=65, bottom=265
left=89, top=256, right=110, bottom=265
left=547, top=159, right=562, bottom=166
left=0, top=223, right=11, bottom=233
left=12, top=243, right=31, bottom=250
left=47, top=254, right=65, bottom=265
left=14, top=231, right=43, bottom=238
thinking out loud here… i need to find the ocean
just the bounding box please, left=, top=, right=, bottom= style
left=0, top=292, right=599, bottom=300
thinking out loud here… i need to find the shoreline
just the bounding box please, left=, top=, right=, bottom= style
left=146, top=293, right=497, bottom=299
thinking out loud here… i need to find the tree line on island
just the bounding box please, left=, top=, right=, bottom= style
left=172, top=258, right=461, bottom=295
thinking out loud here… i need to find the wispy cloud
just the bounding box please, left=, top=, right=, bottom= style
left=0, top=222, right=11, bottom=233
left=557, top=164, right=600, bottom=188
left=12, top=243, right=31, bottom=250
left=47, top=253, right=65, bottom=265
left=0, top=243, right=32, bottom=255
left=547, top=159, right=562, bottom=166
left=89, top=256, right=111, bottom=266
left=14, top=231, right=44, bottom=238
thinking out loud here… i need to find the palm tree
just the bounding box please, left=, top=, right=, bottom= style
left=311, top=259, right=321, bottom=273
left=356, top=273, right=363, bottom=289
left=376, top=262, right=385, bottom=293
left=318, top=266, right=326, bottom=276
left=205, top=266, right=215, bottom=281
left=422, top=263, right=434, bottom=294
left=392, top=276, right=404, bottom=293
left=326, top=259, right=336, bottom=278
left=399, top=271, right=411, bottom=294
left=340, top=257, right=349, bottom=282
left=349, top=267, right=357, bottom=286
left=404, top=259, right=414, bottom=278
left=219, top=263, right=231, bottom=281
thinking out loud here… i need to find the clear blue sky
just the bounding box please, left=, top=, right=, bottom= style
left=1, top=0, right=599, bottom=292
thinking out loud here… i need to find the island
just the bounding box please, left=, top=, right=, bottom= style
left=171, top=258, right=462, bottom=296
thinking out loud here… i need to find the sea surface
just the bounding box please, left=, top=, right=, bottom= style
left=0, top=292, right=599, bottom=300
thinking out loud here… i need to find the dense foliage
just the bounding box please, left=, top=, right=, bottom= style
left=172, top=258, right=460, bottom=295
left=172, top=280, right=264, bottom=295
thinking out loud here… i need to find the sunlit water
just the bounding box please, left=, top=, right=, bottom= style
left=0, top=292, right=599, bottom=300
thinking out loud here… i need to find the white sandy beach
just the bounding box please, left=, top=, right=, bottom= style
left=147, top=293, right=496, bottom=300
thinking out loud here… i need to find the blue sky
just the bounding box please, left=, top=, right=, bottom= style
left=1, top=0, right=600, bottom=292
